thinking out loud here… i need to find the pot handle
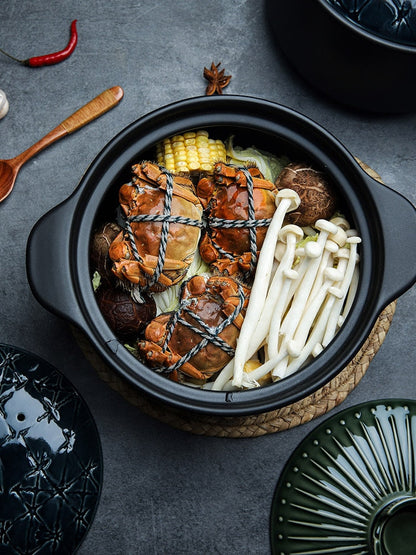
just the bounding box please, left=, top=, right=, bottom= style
left=364, top=172, right=416, bottom=311
left=26, top=196, right=86, bottom=330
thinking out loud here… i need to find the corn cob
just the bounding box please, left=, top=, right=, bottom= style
left=156, top=130, right=227, bottom=174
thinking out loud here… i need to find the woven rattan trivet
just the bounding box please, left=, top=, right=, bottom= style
left=77, top=159, right=396, bottom=437
left=73, top=300, right=396, bottom=437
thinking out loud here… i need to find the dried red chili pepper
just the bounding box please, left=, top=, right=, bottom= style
left=0, top=19, right=78, bottom=67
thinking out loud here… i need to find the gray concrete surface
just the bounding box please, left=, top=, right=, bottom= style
left=1, top=1, right=415, bottom=553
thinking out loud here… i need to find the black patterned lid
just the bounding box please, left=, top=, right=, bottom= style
left=327, top=0, right=416, bottom=45
left=0, top=344, right=102, bottom=553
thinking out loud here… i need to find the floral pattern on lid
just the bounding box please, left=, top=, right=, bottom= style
left=327, top=0, right=416, bottom=45
left=0, top=344, right=102, bottom=553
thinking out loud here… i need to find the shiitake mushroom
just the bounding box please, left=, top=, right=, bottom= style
left=90, top=222, right=122, bottom=283
left=96, top=286, right=156, bottom=340
left=275, top=163, right=338, bottom=226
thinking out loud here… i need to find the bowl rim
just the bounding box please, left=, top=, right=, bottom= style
left=318, top=0, right=416, bottom=52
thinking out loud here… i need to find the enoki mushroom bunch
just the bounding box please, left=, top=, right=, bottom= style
left=211, top=190, right=361, bottom=391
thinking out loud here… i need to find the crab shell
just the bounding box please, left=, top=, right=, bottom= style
left=137, top=275, right=248, bottom=381
left=108, top=162, right=203, bottom=293
left=197, top=162, right=277, bottom=278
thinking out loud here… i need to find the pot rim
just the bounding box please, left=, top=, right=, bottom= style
left=26, top=95, right=415, bottom=417
left=73, top=95, right=384, bottom=416
left=318, top=0, right=416, bottom=52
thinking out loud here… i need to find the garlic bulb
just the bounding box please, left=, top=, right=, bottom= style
left=0, top=90, right=9, bottom=119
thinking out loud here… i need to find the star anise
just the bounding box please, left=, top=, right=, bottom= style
left=203, top=62, right=231, bottom=95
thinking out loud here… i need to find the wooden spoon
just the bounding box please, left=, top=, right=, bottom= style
left=0, top=86, right=124, bottom=203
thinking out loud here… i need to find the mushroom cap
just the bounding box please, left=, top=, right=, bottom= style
left=275, top=163, right=338, bottom=226
left=96, top=286, right=156, bottom=339
left=90, top=222, right=122, bottom=282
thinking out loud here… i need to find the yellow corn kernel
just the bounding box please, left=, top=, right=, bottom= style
left=174, top=142, right=185, bottom=150
left=155, top=130, right=227, bottom=173
left=195, top=137, right=209, bottom=146
left=175, top=154, right=187, bottom=162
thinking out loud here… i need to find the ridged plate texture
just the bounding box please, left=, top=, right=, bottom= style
left=271, top=399, right=416, bottom=554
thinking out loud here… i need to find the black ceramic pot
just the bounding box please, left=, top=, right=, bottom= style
left=26, top=95, right=416, bottom=417
left=266, top=0, right=416, bottom=113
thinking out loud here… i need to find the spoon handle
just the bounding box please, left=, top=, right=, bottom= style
left=60, top=86, right=124, bottom=133
left=12, top=86, right=124, bottom=168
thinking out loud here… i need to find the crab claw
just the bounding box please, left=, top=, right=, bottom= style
left=237, top=252, right=253, bottom=273
left=108, top=232, right=132, bottom=261
left=138, top=340, right=206, bottom=381
left=186, top=275, right=207, bottom=296
left=196, top=177, right=215, bottom=209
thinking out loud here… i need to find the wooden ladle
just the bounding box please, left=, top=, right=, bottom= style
left=0, top=86, right=124, bottom=203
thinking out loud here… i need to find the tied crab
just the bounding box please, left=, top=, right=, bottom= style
left=197, top=162, right=277, bottom=279
left=109, top=162, right=203, bottom=301
left=137, top=275, right=247, bottom=382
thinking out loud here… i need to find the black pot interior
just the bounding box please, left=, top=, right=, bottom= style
left=70, top=96, right=383, bottom=416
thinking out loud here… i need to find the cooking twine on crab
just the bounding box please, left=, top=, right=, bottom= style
left=157, top=281, right=245, bottom=376
left=202, top=165, right=273, bottom=279
left=123, top=168, right=204, bottom=301
left=122, top=164, right=274, bottom=301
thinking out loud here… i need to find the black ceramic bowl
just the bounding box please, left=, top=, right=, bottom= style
left=266, top=0, right=416, bottom=113
left=26, top=95, right=416, bottom=417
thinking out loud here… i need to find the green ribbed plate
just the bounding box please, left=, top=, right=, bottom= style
left=270, top=399, right=416, bottom=555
